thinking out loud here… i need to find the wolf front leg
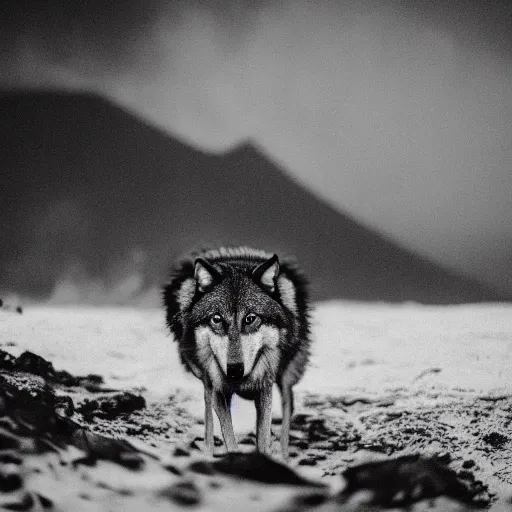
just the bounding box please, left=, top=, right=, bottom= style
left=279, top=383, right=293, bottom=461
left=255, top=385, right=273, bottom=454
left=203, top=383, right=214, bottom=456
left=213, top=391, right=238, bottom=452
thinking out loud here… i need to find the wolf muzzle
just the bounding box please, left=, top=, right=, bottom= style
left=226, top=362, right=244, bottom=380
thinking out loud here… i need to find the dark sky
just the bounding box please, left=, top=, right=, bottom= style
left=1, top=0, right=511, bottom=300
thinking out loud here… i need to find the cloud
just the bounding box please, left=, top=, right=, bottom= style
left=2, top=0, right=512, bottom=293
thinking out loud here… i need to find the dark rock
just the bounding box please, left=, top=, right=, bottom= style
left=212, top=453, right=325, bottom=487
left=78, top=374, right=105, bottom=391
left=462, top=459, right=476, bottom=469
left=284, top=491, right=329, bottom=512
left=307, top=419, right=331, bottom=442
left=292, top=413, right=313, bottom=426
left=55, top=396, right=74, bottom=417
left=0, top=429, right=22, bottom=449
left=163, top=463, right=183, bottom=476
left=295, top=492, right=328, bottom=506
left=0, top=351, right=17, bottom=371
left=74, top=399, right=99, bottom=419
left=71, top=454, right=98, bottom=467
left=53, top=370, right=105, bottom=390
left=330, top=439, right=349, bottom=451
left=434, top=452, right=451, bottom=464
left=0, top=351, right=149, bottom=479
left=162, top=481, right=202, bottom=506
left=118, top=452, right=144, bottom=470
left=0, top=373, right=57, bottom=434
left=69, top=428, right=144, bottom=470
left=469, top=481, right=491, bottom=507
left=338, top=455, right=479, bottom=507
left=173, top=446, right=190, bottom=457
left=1, top=491, right=34, bottom=511
left=298, top=458, right=317, bottom=466
left=0, top=468, right=22, bottom=492
left=188, top=460, right=216, bottom=475
left=0, top=452, right=22, bottom=465
left=189, top=439, right=201, bottom=450
left=51, top=370, right=75, bottom=386
left=0, top=348, right=107, bottom=392
left=482, top=432, right=508, bottom=448
left=15, top=352, right=55, bottom=378
left=36, top=494, right=53, bottom=509
left=76, top=392, right=145, bottom=420
left=125, top=426, right=144, bottom=436
left=290, top=440, right=309, bottom=449
left=458, top=470, right=476, bottom=482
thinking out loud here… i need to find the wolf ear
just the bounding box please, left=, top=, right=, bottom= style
left=252, top=254, right=280, bottom=292
left=194, top=258, right=222, bottom=292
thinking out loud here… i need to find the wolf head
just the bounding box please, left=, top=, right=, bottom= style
left=184, top=254, right=286, bottom=384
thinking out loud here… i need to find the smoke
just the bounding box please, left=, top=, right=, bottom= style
left=47, top=249, right=160, bottom=307
left=4, top=197, right=158, bottom=305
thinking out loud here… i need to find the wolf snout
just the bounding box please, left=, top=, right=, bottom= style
left=227, top=363, right=244, bottom=380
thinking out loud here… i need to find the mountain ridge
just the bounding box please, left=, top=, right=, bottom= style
left=0, top=90, right=506, bottom=303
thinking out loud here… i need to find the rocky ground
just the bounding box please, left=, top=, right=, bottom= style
left=1, top=302, right=512, bottom=511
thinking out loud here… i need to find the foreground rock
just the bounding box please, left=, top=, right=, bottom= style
left=0, top=349, right=496, bottom=511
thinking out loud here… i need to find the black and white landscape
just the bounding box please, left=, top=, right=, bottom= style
left=1, top=0, right=512, bottom=510
left=1, top=300, right=511, bottom=510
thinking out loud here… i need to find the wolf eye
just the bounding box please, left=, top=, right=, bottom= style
left=244, top=313, right=259, bottom=326
left=210, top=313, right=223, bottom=326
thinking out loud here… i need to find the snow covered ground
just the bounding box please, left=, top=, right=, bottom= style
left=2, top=299, right=512, bottom=509
left=304, top=301, right=512, bottom=395
left=2, top=300, right=511, bottom=430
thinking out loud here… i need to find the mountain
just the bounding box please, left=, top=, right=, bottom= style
left=0, top=91, right=505, bottom=303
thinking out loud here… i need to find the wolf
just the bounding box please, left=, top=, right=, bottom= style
left=162, top=246, right=311, bottom=458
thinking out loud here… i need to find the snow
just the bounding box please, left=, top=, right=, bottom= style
left=301, top=301, right=512, bottom=395
left=0, top=305, right=195, bottom=397
left=2, top=300, right=511, bottom=432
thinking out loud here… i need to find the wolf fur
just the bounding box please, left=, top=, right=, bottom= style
left=162, top=246, right=311, bottom=458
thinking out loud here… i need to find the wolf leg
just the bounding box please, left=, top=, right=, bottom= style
left=255, top=385, right=273, bottom=454
left=203, top=383, right=214, bottom=456
left=213, top=391, right=238, bottom=452
left=279, top=383, right=293, bottom=461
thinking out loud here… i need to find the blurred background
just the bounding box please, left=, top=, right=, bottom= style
left=0, top=0, right=511, bottom=305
